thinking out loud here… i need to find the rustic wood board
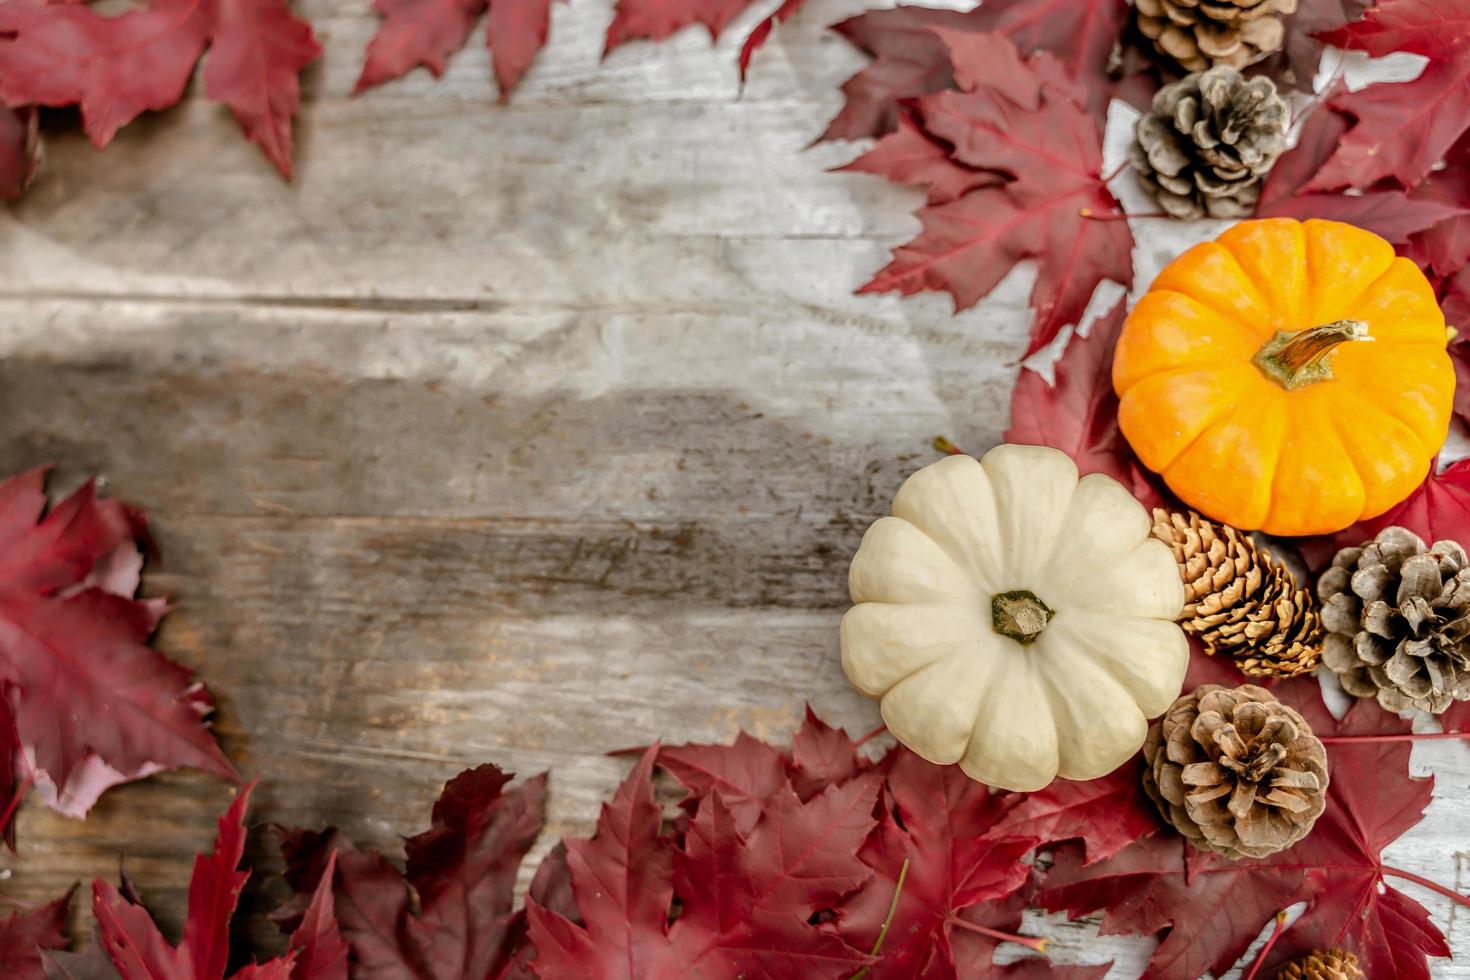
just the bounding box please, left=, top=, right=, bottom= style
left=0, top=0, right=1467, bottom=975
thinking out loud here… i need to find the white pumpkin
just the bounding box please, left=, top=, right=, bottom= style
left=840, top=444, right=1188, bottom=792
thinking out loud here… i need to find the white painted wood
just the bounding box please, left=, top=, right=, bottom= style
left=0, top=0, right=1465, bottom=975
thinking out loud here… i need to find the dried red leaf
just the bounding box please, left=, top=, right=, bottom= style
left=0, top=890, right=72, bottom=980
left=0, top=0, right=210, bottom=148
left=355, top=0, right=551, bottom=101
left=603, top=0, right=756, bottom=54
left=819, top=0, right=1126, bottom=141
left=1258, top=103, right=1469, bottom=241
left=1038, top=685, right=1450, bottom=980
left=1306, top=1, right=1470, bottom=191
left=487, top=0, right=553, bottom=100
left=982, top=756, right=1162, bottom=866
left=834, top=749, right=1032, bottom=978
left=838, top=113, right=1004, bottom=206
left=788, top=705, right=872, bottom=801
left=0, top=0, right=318, bottom=178
left=629, top=730, right=787, bottom=832
left=203, top=0, right=321, bottom=178
left=860, top=33, right=1132, bottom=357
left=279, top=765, right=547, bottom=979
left=1300, top=458, right=1470, bottom=569
left=528, top=746, right=878, bottom=979
left=185, top=784, right=256, bottom=979
left=0, top=469, right=234, bottom=824
left=1258, top=191, right=1465, bottom=243
left=284, top=852, right=348, bottom=980
left=93, top=782, right=332, bottom=980
left=819, top=6, right=979, bottom=143
left=957, top=0, right=1127, bottom=119
left=1004, top=298, right=1167, bottom=509
left=355, top=0, right=487, bottom=92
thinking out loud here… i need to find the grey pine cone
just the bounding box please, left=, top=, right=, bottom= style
left=1319, top=526, right=1470, bottom=714
left=1136, top=0, right=1298, bottom=73
left=1131, top=66, right=1288, bottom=220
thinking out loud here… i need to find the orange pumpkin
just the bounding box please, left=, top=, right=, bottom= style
left=1113, top=218, right=1453, bottom=536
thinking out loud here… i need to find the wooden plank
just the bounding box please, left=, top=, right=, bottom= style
left=0, top=0, right=1466, bottom=972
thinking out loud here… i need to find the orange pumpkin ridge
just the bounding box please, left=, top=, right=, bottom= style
left=1112, top=218, right=1453, bottom=537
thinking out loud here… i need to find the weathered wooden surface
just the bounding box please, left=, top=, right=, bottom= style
left=0, top=0, right=1466, bottom=975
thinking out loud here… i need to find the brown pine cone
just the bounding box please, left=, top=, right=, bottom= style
left=1142, top=684, right=1328, bottom=859
left=1132, top=68, right=1289, bottom=219
left=1152, top=509, right=1323, bottom=677
left=1274, top=948, right=1364, bottom=980
left=1318, top=525, right=1470, bottom=714
left=1136, top=0, right=1298, bottom=72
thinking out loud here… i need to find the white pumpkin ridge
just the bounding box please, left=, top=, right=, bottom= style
left=840, top=444, right=1188, bottom=792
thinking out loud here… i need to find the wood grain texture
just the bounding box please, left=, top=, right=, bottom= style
left=0, top=0, right=1466, bottom=975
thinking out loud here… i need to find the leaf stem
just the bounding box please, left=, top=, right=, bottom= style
left=0, top=774, right=34, bottom=840
left=1319, top=732, right=1470, bottom=744
left=1242, top=910, right=1290, bottom=980
left=852, top=858, right=910, bottom=979
left=945, top=916, right=1050, bottom=953
left=933, top=435, right=964, bottom=456
left=1079, top=209, right=1175, bottom=221
left=1384, top=866, right=1470, bottom=909
left=854, top=724, right=888, bottom=749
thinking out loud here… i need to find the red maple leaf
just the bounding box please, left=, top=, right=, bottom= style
left=982, top=757, right=1163, bottom=867
left=1306, top=1, right=1470, bottom=191
left=1399, top=143, right=1470, bottom=335
left=819, top=6, right=980, bottom=143
left=859, top=32, right=1133, bottom=357
left=1258, top=103, right=1470, bottom=240
left=1004, top=298, right=1167, bottom=508
left=603, top=0, right=758, bottom=54
left=355, top=0, right=552, bottom=101
left=203, top=0, right=320, bottom=178
left=278, top=764, right=548, bottom=979
left=1299, top=457, right=1470, bottom=569
left=616, top=706, right=878, bottom=823
left=833, top=748, right=1033, bottom=978
left=819, top=0, right=1125, bottom=141
left=838, top=113, right=1005, bottom=205
left=0, top=0, right=318, bottom=178
left=1038, top=684, right=1452, bottom=980
left=0, top=469, right=235, bottom=829
left=0, top=890, right=72, bottom=980
left=527, top=745, right=878, bottom=979
left=93, top=782, right=346, bottom=980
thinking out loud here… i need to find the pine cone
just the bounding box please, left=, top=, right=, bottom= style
left=1152, top=510, right=1324, bottom=677
left=1131, top=67, right=1288, bottom=219
left=1318, top=526, right=1470, bottom=714
left=1274, top=948, right=1364, bottom=980
left=1135, top=0, right=1297, bottom=72
left=1143, top=684, right=1328, bottom=859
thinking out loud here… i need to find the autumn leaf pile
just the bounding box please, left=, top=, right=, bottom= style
left=829, top=0, right=1470, bottom=359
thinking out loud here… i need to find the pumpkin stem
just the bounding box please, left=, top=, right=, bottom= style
left=992, top=590, right=1053, bottom=644
left=1252, top=319, right=1371, bottom=391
